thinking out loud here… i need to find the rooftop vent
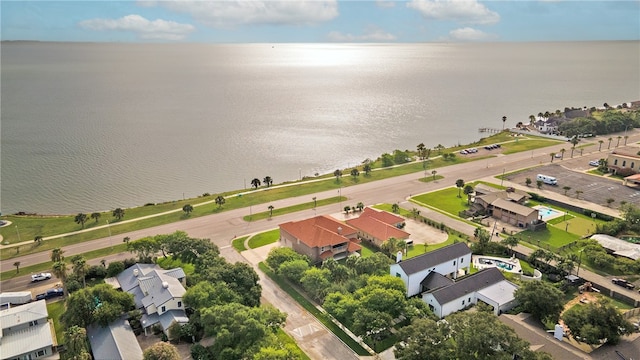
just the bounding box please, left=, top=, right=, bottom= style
left=162, top=281, right=169, bottom=289
left=133, top=269, right=139, bottom=277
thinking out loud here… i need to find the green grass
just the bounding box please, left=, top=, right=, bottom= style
left=243, top=196, right=344, bottom=222
left=247, top=229, right=280, bottom=249
left=412, top=187, right=470, bottom=215
left=0, top=243, right=129, bottom=281
left=418, top=175, right=444, bottom=183
left=156, top=257, right=195, bottom=275
left=258, top=262, right=371, bottom=356
left=47, top=301, right=66, bottom=344
left=501, top=139, right=563, bottom=154
left=586, top=168, right=608, bottom=176
left=518, top=226, right=581, bottom=251
left=528, top=200, right=606, bottom=237
left=275, top=328, right=311, bottom=360
left=232, top=236, right=250, bottom=252
left=406, top=236, right=457, bottom=258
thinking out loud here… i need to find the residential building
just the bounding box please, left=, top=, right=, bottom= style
left=471, top=186, right=541, bottom=229
left=390, top=242, right=472, bottom=298
left=106, top=264, right=188, bottom=335
left=0, top=300, right=55, bottom=360
left=590, top=234, right=640, bottom=261
left=279, top=215, right=361, bottom=263
left=607, top=151, right=640, bottom=175
left=346, top=207, right=409, bottom=247
left=87, top=317, right=143, bottom=360
left=422, top=267, right=519, bottom=318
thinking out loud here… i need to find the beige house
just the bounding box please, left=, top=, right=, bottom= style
left=279, top=215, right=361, bottom=263
left=607, top=151, right=640, bottom=175
left=491, top=198, right=540, bottom=228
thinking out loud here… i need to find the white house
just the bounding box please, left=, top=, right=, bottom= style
left=422, top=267, right=519, bottom=318
left=390, top=242, right=472, bottom=297
left=107, top=264, right=188, bottom=335
left=0, top=300, right=55, bottom=360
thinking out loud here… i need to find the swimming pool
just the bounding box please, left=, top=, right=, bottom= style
left=473, top=255, right=522, bottom=273
left=533, top=205, right=564, bottom=222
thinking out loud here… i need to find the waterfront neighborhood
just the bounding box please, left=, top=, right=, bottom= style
left=3, top=103, right=640, bottom=360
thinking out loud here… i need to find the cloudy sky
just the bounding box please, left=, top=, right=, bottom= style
left=2, top=1, right=639, bottom=43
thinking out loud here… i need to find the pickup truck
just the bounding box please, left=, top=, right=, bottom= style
left=612, top=278, right=635, bottom=290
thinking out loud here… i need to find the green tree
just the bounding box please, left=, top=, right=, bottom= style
left=51, top=247, right=65, bottom=262
left=559, top=148, right=566, bottom=160
left=431, top=170, right=437, bottom=180
left=391, top=203, right=400, bottom=213
left=70, top=255, right=89, bottom=288
left=65, top=326, right=92, bottom=360
left=570, top=136, right=580, bottom=157
left=410, top=207, right=420, bottom=219
left=184, top=281, right=242, bottom=311
left=300, top=267, right=331, bottom=302
left=525, top=177, right=532, bottom=187
left=13, top=261, right=20, bottom=273
left=34, top=235, right=43, bottom=246
left=333, top=169, right=343, bottom=182
left=575, top=190, right=583, bottom=199
left=514, top=280, right=565, bottom=323
left=215, top=195, right=226, bottom=208
left=550, top=152, right=556, bottom=162
left=251, top=178, right=261, bottom=189
left=266, top=247, right=308, bottom=271
left=608, top=137, right=613, bottom=149
left=90, top=212, right=101, bottom=223
left=128, top=236, right=160, bottom=262
left=616, top=135, right=622, bottom=147
left=562, top=298, right=634, bottom=345
left=278, top=259, right=310, bottom=284
left=463, top=184, right=474, bottom=204
left=417, top=143, right=426, bottom=159
left=363, top=163, right=372, bottom=176
left=455, top=179, right=465, bottom=198
left=598, top=139, right=604, bottom=151
left=182, top=204, right=193, bottom=216
left=563, top=186, right=572, bottom=196
left=268, top=205, right=274, bottom=217
left=216, top=262, right=262, bottom=307
left=143, top=342, right=181, bottom=360
left=61, top=284, right=134, bottom=328
left=350, top=168, right=360, bottom=179
left=500, top=236, right=519, bottom=255
left=263, top=176, right=273, bottom=187
left=106, top=261, right=125, bottom=277
left=536, top=180, right=543, bottom=189
left=381, top=237, right=406, bottom=258
left=123, top=236, right=131, bottom=249
left=395, top=317, right=453, bottom=360
left=75, top=213, right=88, bottom=229
left=356, top=202, right=364, bottom=211
left=606, top=198, right=615, bottom=207
left=112, top=207, right=125, bottom=221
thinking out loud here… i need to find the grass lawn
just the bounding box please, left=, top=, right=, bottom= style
left=231, top=236, right=250, bottom=252
left=156, top=257, right=195, bottom=275
left=406, top=236, right=457, bottom=258
left=243, top=196, right=344, bottom=222
left=412, top=187, right=470, bottom=216
left=418, top=175, right=444, bottom=183
left=247, top=229, right=280, bottom=249
left=501, top=139, right=563, bottom=154
left=47, top=300, right=66, bottom=344
left=528, top=200, right=606, bottom=237
left=275, top=328, right=311, bottom=360
left=518, top=226, right=581, bottom=251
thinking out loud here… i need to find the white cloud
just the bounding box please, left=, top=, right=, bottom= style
left=407, top=0, right=500, bottom=25
left=448, top=27, right=497, bottom=41
left=327, top=27, right=397, bottom=42
left=376, top=1, right=396, bottom=8
left=151, top=0, right=339, bottom=27
left=79, top=14, right=195, bottom=40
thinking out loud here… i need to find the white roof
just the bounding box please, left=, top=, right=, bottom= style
left=591, top=234, right=640, bottom=260
left=1, top=299, right=48, bottom=329
left=476, top=280, right=518, bottom=305
left=0, top=300, right=54, bottom=359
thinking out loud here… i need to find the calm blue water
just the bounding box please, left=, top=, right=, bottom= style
left=2, top=41, right=639, bottom=214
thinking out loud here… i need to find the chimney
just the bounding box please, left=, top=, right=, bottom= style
left=337, top=226, right=342, bottom=235
left=133, top=269, right=139, bottom=277
left=396, top=251, right=403, bottom=263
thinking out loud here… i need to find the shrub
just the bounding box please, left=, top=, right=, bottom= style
left=106, top=261, right=125, bottom=277
left=85, top=265, right=107, bottom=279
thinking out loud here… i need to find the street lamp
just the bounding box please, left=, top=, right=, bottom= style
left=576, top=249, right=584, bottom=276
left=106, top=220, right=112, bottom=249
left=15, top=225, right=21, bottom=243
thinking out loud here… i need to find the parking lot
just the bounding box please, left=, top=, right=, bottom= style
left=505, top=163, right=640, bottom=207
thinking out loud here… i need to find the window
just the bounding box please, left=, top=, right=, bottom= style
left=469, top=297, right=471, bottom=302
left=395, top=272, right=401, bottom=278
left=178, top=301, right=182, bottom=308
left=632, top=162, right=635, bottom=169
left=161, top=306, right=166, bottom=313
left=37, top=350, right=45, bottom=356
left=623, top=160, right=627, bottom=167
left=614, top=159, right=618, bottom=165
left=461, top=258, right=464, bottom=263
left=462, top=300, right=465, bottom=305
left=453, top=260, right=456, bottom=265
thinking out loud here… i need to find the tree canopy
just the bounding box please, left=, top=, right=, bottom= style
left=514, top=280, right=565, bottom=323
left=61, top=283, right=134, bottom=328
left=562, top=298, right=634, bottom=345
left=143, top=342, right=181, bottom=360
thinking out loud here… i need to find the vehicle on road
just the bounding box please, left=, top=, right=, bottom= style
left=589, top=160, right=600, bottom=166
left=0, top=291, right=33, bottom=305
left=554, top=153, right=562, bottom=158
left=612, top=278, right=635, bottom=290
left=536, top=174, right=558, bottom=185
left=35, top=288, right=64, bottom=300
left=31, top=273, right=52, bottom=282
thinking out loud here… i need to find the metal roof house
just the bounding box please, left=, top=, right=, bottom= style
left=88, top=317, right=143, bottom=360
left=390, top=242, right=473, bottom=297
left=0, top=300, right=55, bottom=360
left=107, top=264, right=188, bottom=336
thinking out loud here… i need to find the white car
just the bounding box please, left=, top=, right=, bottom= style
left=589, top=160, right=600, bottom=166
left=31, top=272, right=52, bottom=282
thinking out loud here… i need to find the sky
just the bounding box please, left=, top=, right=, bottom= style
left=1, top=1, right=639, bottom=43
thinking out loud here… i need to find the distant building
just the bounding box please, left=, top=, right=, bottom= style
left=88, top=317, right=143, bottom=360
left=346, top=207, right=409, bottom=247
left=279, top=215, right=361, bottom=263
left=590, top=234, right=640, bottom=261
left=0, top=300, right=55, bottom=360
left=607, top=151, right=640, bottom=175
left=106, top=264, right=188, bottom=336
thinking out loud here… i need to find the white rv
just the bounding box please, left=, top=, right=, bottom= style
left=536, top=174, right=557, bottom=185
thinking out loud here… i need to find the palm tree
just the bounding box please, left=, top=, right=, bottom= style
left=215, top=195, right=225, bottom=208
left=616, top=135, right=622, bottom=147
left=263, top=176, right=273, bottom=187
left=431, top=170, right=437, bottom=181
left=575, top=190, right=583, bottom=200
left=13, top=261, right=20, bottom=273
left=570, top=137, right=579, bottom=158
left=544, top=111, right=550, bottom=120
left=90, top=212, right=101, bottom=223
left=75, top=213, right=87, bottom=229
left=391, top=203, right=400, bottom=213
left=312, top=197, right=317, bottom=208
left=606, top=198, right=615, bottom=207
left=268, top=205, right=274, bottom=217
left=525, top=178, right=532, bottom=187
left=182, top=204, right=193, bottom=216
left=502, top=115, right=507, bottom=130
left=455, top=179, right=465, bottom=198
left=603, top=102, right=609, bottom=109
left=343, top=205, right=351, bottom=214
left=112, top=208, right=125, bottom=221
left=537, top=112, right=544, bottom=120
left=529, top=115, right=536, bottom=126
left=417, top=143, right=426, bottom=159
left=333, top=169, right=343, bottom=182
left=536, top=180, right=543, bottom=189
left=52, top=261, right=68, bottom=294
left=34, top=235, right=43, bottom=246
left=559, top=148, right=566, bottom=160
left=350, top=168, right=360, bottom=179
left=550, top=153, right=556, bottom=162
left=598, top=139, right=604, bottom=151
left=356, top=202, right=364, bottom=212
left=123, top=236, right=131, bottom=249
left=607, top=137, right=613, bottom=149
left=562, top=186, right=571, bottom=196
left=381, top=237, right=406, bottom=258
left=71, top=255, right=88, bottom=288
left=363, top=163, right=372, bottom=176
left=250, top=178, right=261, bottom=189
left=555, top=109, right=562, bottom=117
left=51, top=247, right=65, bottom=262
left=624, top=135, right=629, bottom=146
left=410, top=208, right=421, bottom=219
left=435, top=144, right=445, bottom=154
left=500, top=236, right=519, bottom=255
left=463, top=185, right=474, bottom=204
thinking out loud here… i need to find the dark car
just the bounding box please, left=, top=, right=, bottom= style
left=612, top=278, right=635, bottom=290
left=36, top=288, right=64, bottom=300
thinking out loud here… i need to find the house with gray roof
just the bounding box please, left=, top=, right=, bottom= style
left=422, top=267, right=519, bottom=318
left=107, top=264, right=188, bottom=336
left=390, top=242, right=472, bottom=297
left=88, top=317, right=143, bottom=360
left=0, top=300, right=55, bottom=360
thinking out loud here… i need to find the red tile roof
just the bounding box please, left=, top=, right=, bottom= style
left=279, top=215, right=357, bottom=248
left=346, top=210, right=410, bottom=241
left=361, top=207, right=404, bottom=225
left=347, top=241, right=362, bottom=252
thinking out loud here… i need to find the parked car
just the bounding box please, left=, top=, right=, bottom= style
left=612, top=278, right=635, bottom=290
left=555, top=153, right=562, bottom=158
left=31, top=272, right=52, bottom=282
left=35, top=288, right=64, bottom=300
left=589, top=160, right=600, bottom=166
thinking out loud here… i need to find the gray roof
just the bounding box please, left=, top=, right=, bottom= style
left=591, top=234, right=640, bottom=260
left=1, top=299, right=48, bottom=328
left=159, top=310, right=189, bottom=331
left=88, top=318, right=143, bottom=360
left=491, top=198, right=538, bottom=216
left=398, top=242, right=472, bottom=275
left=139, top=270, right=186, bottom=309
left=116, top=263, right=159, bottom=292
left=429, top=267, right=505, bottom=304
left=0, top=300, right=53, bottom=359
left=420, top=272, right=454, bottom=291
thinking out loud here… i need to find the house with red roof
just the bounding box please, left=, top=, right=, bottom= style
left=279, top=215, right=361, bottom=263
left=346, top=207, right=409, bottom=247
